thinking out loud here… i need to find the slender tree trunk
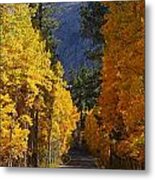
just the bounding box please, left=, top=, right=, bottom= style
left=47, top=121, right=52, bottom=167
left=38, top=3, right=43, bottom=30
left=32, top=111, right=39, bottom=167
left=0, top=118, right=2, bottom=166
left=27, top=117, right=33, bottom=166
left=27, top=109, right=39, bottom=167
left=8, top=124, right=13, bottom=167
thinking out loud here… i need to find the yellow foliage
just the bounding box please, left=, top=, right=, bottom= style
left=0, top=4, right=79, bottom=167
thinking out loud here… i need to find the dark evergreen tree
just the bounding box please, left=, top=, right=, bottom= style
left=30, top=3, right=60, bottom=60
left=80, top=2, right=108, bottom=62
left=69, top=66, right=101, bottom=129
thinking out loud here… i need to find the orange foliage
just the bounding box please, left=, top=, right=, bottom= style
left=84, top=0, right=144, bottom=168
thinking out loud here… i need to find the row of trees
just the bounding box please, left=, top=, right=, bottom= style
left=84, top=1, right=144, bottom=169
left=0, top=4, right=79, bottom=167
left=66, top=2, right=108, bottom=134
